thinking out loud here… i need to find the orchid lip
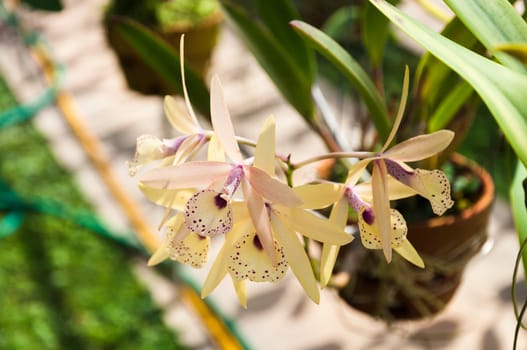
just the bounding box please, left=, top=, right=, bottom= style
left=344, top=186, right=367, bottom=212
left=362, top=208, right=375, bottom=225
left=223, top=165, right=244, bottom=198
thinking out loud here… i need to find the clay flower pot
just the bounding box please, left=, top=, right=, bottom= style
left=336, top=153, right=494, bottom=321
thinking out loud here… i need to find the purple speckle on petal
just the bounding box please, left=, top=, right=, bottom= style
left=214, top=194, right=228, bottom=209
left=362, top=208, right=375, bottom=225
left=252, top=234, right=263, bottom=251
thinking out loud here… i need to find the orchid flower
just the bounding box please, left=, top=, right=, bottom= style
left=128, top=37, right=209, bottom=176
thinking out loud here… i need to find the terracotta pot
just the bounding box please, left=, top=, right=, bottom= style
left=337, top=153, right=494, bottom=321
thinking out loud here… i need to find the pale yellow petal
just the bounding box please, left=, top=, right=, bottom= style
left=381, top=65, right=409, bottom=152
left=401, top=168, right=454, bottom=215
left=202, top=219, right=250, bottom=298
left=293, top=183, right=344, bottom=209
left=139, top=184, right=194, bottom=210
left=184, top=189, right=233, bottom=236
left=394, top=239, right=425, bottom=268
left=354, top=177, right=417, bottom=202
left=382, top=130, right=454, bottom=162
left=168, top=232, right=210, bottom=268
left=179, top=36, right=201, bottom=131
left=372, top=160, right=392, bottom=262
left=345, top=159, right=371, bottom=186
left=210, top=75, right=243, bottom=163
left=207, top=133, right=225, bottom=162
left=320, top=197, right=350, bottom=288
left=228, top=231, right=287, bottom=282
left=128, top=135, right=164, bottom=176
left=231, top=278, right=247, bottom=308
left=147, top=240, right=170, bottom=266
left=271, top=214, right=320, bottom=304
left=246, top=166, right=303, bottom=207
left=254, top=115, right=276, bottom=176
left=164, top=95, right=200, bottom=135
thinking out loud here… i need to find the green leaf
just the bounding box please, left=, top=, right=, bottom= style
left=21, top=0, right=63, bottom=11
left=445, top=0, right=527, bottom=73
left=511, top=161, right=527, bottom=274
left=291, top=20, right=391, bottom=141
left=109, top=16, right=210, bottom=117
left=221, top=3, right=315, bottom=121
left=496, top=43, right=527, bottom=63
left=361, top=1, right=391, bottom=67
left=428, top=80, right=474, bottom=132
left=253, top=0, right=316, bottom=84
left=368, top=0, right=527, bottom=168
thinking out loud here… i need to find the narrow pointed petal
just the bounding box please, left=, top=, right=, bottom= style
left=394, top=239, right=424, bottom=268
left=381, top=65, right=410, bottom=152
left=254, top=116, right=276, bottom=176
left=275, top=207, right=352, bottom=245
left=354, top=177, right=417, bottom=202
left=228, top=231, right=287, bottom=282
left=345, top=159, right=371, bottom=187
left=207, top=133, right=225, bottom=162
left=271, top=214, right=320, bottom=304
left=242, top=177, right=276, bottom=263
left=210, top=75, right=243, bottom=163
left=385, top=160, right=453, bottom=215
left=231, top=278, right=247, bottom=308
left=372, top=160, right=392, bottom=262
left=184, top=189, right=233, bottom=236
left=246, top=166, right=303, bottom=207
left=202, top=219, right=250, bottom=298
left=179, top=36, right=201, bottom=130
left=358, top=208, right=407, bottom=249
left=172, top=134, right=204, bottom=165
left=147, top=240, right=170, bottom=266
left=164, top=95, right=200, bottom=134
left=294, top=183, right=344, bottom=209
left=382, top=130, right=454, bottom=162
left=140, top=161, right=232, bottom=189
left=320, top=197, right=350, bottom=288
left=139, top=185, right=194, bottom=210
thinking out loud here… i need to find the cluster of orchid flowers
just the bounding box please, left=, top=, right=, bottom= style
left=128, top=42, right=454, bottom=307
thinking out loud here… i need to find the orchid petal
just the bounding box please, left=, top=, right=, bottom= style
left=293, top=183, right=344, bottom=209
left=254, top=116, right=276, bottom=176
left=172, top=134, right=204, bottom=165
left=274, top=207, right=352, bottom=245
left=207, top=133, right=225, bottom=162
left=381, top=65, right=410, bottom=152
left=168, top=232, right=210, bottom=268
left=246, top=166, right=303, bottom=207
left=128, top=135, right=164, bottom=176
left=386, top=160, right=453, bottom=215
left=231, top=278, right=247, bottom=309
left=210, top=75, right=243, bottom=163
left=358, top=207, right=407, bottom=250
left=242, top=177, right=276, bottom=263
left=354, top=177, right=417, bottom=202
left=139, top=184, right=194, bottom=210
left=179, top=36, right=200, bottom=130
left=184, top=189, right=233, bottom=236
left=271, top=213, right=320, bottom=304
left=140, top=161, right=232, bottom=189
left=228, top=230, right=287, bottom=282
left=147, top=239, right=170, bottom=266
left=345, top=159, right=371, bottom=186
left=201, top=219, right=250, bottom=298
left=394, top=239, right=424, bottom=268
left=232, top=201, right=250, bottom=222
left=164, top=96, right=200, bottom=135
left=372, top=160, right=392, bottom=262
left=320, top=197, right=350, bottom=288
left=382, top=130, right=454, bottom=162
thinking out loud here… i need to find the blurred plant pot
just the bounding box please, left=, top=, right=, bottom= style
left=335, top=153, right=494, bottom=321
left=103, top=1, right=222, bottom=95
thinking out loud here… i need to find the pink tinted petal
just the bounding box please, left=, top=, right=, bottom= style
left=386, top=160, right=453, bottom=215
left=179, top=36, right=201, bottom=130
left=172, top=134, right=204, bottom=164
left=246, top=166, right=303, bottom=207
left=358, top=208, right=407, bottom=249
left=242, top=177, right=276, bottom=263
left=254, top=116, right=276, bottom=176
left=140, top=161, right=232, bottom=189
left=228, top=231, right=287, bottom=282
left=271, top=213, right=320, bottom=304
left=382, top=130, right=454, bottom=162
left=210, top=75, right=243, bottom=163
left=372, top=160, right=392, bottom=262
left=184, top=189, right=233, bottom=236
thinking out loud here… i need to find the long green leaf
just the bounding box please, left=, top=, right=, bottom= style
left=445, top=0, right=527, bottom=73
left=221, top=3, right=314, bottom=121
left=253, top=0, right=316, bottom=83
left=21, top=0, right=63, bottom=11
left=291, top=20, right=391, bottom=141
left=369, top=0, right=527, bottom=168
left=110, top=16, right=210, bottom=117
left=511, top=161, right=527, bottom=274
